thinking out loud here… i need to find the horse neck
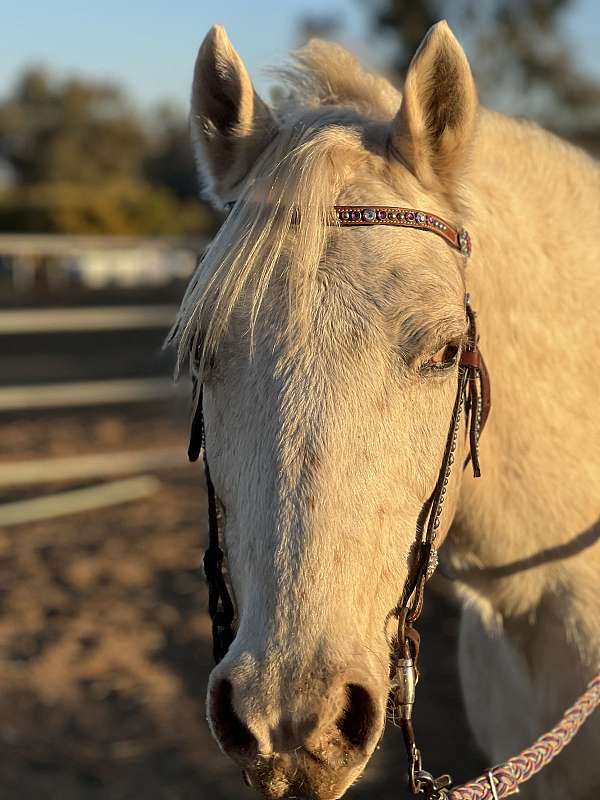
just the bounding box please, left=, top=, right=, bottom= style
left=453, top=110, right=600, bottom=624
left=470, top=109, right=600, bottom=301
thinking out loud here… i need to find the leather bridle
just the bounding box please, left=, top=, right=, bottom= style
left=392, top=299, right=490, bottom=798
left=187, top=205, right=491, bottom=798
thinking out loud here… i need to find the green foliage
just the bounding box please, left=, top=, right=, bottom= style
left=0, top=68, right=147, bottom=185
left=144, top=103, right=200, bottom=200
left=0, top=179, right=213, bottom=235
left=0, top=67, right=217, bottom=234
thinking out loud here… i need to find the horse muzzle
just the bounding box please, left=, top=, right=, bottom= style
left=207, top=656, right=386, bottom=799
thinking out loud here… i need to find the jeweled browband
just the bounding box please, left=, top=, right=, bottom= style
left=333, top=206, right=472, bottom=257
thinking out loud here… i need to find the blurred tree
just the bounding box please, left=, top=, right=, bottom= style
left=372, top=0, right=600, bottom=130
left=297, top=1, right=600, bottom=136
left=144, top=103, right=199, bottom=200
left=0, top=179, right=212, bottom=235
left=297, top=14, right=342, bottom=43
left=0, top=67, right=147, bottom=184
left=0, top=68, right=217, bottom=233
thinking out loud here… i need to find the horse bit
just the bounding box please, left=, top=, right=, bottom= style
left=188, top=204, right=491, bottom=798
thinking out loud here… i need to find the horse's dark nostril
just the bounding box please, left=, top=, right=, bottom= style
left=210, top=679, right=258, bottom=759
left=336, top=683, right=377, bottom=750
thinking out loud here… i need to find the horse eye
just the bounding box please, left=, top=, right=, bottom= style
left=426, top=342, right=460, bottom=371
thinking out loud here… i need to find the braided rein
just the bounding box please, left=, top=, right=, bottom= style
left=449, top=674, right=600, bottom=800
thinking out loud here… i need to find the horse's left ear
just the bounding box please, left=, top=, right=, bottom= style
left=389, top=21, right=478, bottom=190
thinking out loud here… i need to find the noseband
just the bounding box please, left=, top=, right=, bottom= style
left=188, top=205, right=491, bottom=798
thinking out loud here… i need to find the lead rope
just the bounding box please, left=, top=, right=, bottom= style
left=449, top=674, right=600, bottom=800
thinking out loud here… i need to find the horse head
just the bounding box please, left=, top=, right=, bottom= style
left=172, top=20, right=479, bottom=799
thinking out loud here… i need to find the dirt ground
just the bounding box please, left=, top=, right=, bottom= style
left=0, top=403, right=485, bottom=800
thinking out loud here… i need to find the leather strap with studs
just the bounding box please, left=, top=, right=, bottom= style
left=333, top=206, right=471, bottom=257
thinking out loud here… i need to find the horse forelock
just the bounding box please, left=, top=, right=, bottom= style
left=169, top=117, right=384, bottom=378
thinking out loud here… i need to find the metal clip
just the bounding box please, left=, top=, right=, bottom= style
left=414, top=769, right=452, bottom=799
left=408, top=745, right=422, bottom=794
left=392, top=656, right=417, bottom=720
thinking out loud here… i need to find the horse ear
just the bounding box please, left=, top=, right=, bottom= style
left=191, top=25, right=276, bottom=203
left=389, top=21, right=478, bottom=190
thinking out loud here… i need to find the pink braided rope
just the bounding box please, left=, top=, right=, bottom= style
left=449, top=673, right=600, bottom=800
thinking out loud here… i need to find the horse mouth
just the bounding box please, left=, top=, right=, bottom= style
left=242, top=749, right=368, bottom=800
left=245, top=756, right=362, bottom=800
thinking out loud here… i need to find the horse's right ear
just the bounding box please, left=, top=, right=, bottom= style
left=191, top=25, right=276, bottom=203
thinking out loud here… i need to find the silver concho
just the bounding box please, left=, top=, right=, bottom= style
left=458, top=228, right=472, bottom=257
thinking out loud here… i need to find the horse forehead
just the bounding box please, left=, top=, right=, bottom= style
left=249, top=252, right=463, bottom=373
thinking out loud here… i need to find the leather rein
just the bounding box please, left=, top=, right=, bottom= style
left=186, top=205, right=600, bottom=799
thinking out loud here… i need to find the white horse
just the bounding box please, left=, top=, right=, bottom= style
left=170, top=20, right=600, bottom=800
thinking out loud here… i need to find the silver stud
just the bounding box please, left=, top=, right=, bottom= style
left=426, top=547, right=439, bottom=580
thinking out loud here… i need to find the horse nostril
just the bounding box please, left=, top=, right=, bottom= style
left=210, top=679, right=258, bottom=759
left=336, top=683, right=378, bottom=750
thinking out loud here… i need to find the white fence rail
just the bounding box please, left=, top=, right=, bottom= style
left=0, top=305, right=178, bottom=333
left=0, top=233, right=205, bottom=256
left=0, top=476, right=162, bottom=526
left=0, top=235, right=192, bottom=411
left=0, top=378, right=177, bottom=412
left=0, top=236, right=194, bottom=520
left=0, top=447, right=187, bottom=488
left=0, top=233, right=206, bottom=292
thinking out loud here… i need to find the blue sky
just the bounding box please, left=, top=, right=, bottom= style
left=1, top=0, right=599, bottom=111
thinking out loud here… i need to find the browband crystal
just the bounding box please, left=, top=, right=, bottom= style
left=333, top=206, right=471, bottom=257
